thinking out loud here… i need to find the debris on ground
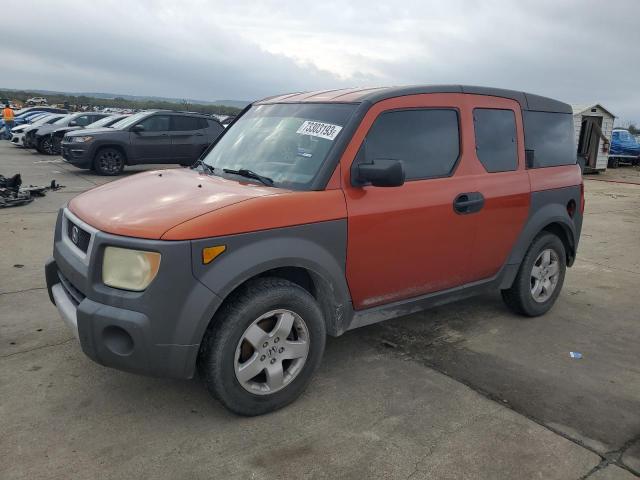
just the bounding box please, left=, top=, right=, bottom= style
left=569, top=351, right=583, bottom=359
left=381, top=339, right=399, bottom=349
left=0, top=174, right=64, bottom=208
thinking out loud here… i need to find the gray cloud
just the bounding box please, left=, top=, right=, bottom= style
left=3, top=0, right=639, bottom=121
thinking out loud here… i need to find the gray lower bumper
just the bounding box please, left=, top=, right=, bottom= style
left=51, top=283, right=79, bottom=339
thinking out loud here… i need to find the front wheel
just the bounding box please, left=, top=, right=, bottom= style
left=501, top=232, right=566, bottom=317
left=198, top=277, right=326, bottom=416
left=39, top=136, right=56, bottom=155
left=93, top=147, right=125, bottom=175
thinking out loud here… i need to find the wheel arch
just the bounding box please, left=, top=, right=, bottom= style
left=190, top=221, right=352, bottom=346
left=541, top=222, right=575, bottom=265
left=94, top=143, right=129, bottom=165
left=501, top=191, right=580, bottom=290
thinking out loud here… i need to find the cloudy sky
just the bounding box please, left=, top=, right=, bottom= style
left=4, top=0, right=640, bottom=121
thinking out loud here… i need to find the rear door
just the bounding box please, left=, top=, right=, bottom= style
left=466, top=96, right=530, bottom=280
left=342, top=93, right=480, bottom=310
left=170, top=115, right=207, bottom=162
left=129, top=114, right=172, bottom=162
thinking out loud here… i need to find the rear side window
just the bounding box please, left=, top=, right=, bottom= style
left=473, top=108, right=518, bottom=172
left=172, top=116, right=202, bottom=131
left=365, top=109, right=460, bottom=180
left=523, top=111, right=576, bottom=168
left=206, top=118, right=222, bottom=130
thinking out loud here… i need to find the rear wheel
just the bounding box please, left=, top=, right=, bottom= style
left=94, top=147, right=125, bottom=175
left=609, top=157, right=620, bottom=168
left=502, top=232, right=566, bottom=317
left=198, top=277, right=326, bottom=416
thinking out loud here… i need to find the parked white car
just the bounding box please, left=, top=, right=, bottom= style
left=11, top=114, right=65, bottom=146
left=26, top=97, right=48, bottom=105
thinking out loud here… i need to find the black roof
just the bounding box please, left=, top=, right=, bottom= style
left=257, top=85, right=572, bottom=114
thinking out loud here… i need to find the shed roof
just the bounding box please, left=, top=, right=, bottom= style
left=571, top=104, right=616, bottom=118
left=256, top=85, right=572, bottom=114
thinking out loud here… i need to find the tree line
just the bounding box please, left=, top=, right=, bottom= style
left=1, top=89, right=243, bottom=116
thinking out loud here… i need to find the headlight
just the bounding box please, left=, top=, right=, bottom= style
left=71, top=136, right=94, bottom=143
left=102, top=247, right=161, bottom=291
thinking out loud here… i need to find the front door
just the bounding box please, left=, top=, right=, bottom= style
left=129, top=114, right=172, bottom=163
left=342, top=94, right=480, bottom=310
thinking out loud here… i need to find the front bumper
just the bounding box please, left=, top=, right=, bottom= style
left=61, top=141, right=92, bottom=168
left=10, top=132, right=25, bottom=145
left=46, top=208, right=222, bottom=379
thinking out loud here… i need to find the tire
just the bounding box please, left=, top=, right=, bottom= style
left=38, top=136, right=55, bottom=155
left=93, top=147, right=125, bottom=176
left=609, top=157, right=620, bottom=169
left=501, top=232, right=566, bottom=317
left=197, top=277, right=326, bottom=416
left=51, top=136, right=62, bottom=156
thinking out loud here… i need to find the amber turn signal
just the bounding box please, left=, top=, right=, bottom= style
left=202, top=245, right=226, bottom=264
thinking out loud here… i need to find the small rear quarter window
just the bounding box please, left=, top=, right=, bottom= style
left=523, top=111, right=576, bottom=168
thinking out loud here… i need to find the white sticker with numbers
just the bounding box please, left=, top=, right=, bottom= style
left=296, top=121, right=343, bottom=141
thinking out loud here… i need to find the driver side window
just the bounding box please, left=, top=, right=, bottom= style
left=75, top=115, right=92, bottom=126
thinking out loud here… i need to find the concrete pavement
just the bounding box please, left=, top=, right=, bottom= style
left=1, top=142, right=638, bottom=479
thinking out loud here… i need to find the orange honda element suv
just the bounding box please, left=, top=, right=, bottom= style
left=46, top=86, right=584, bottom=415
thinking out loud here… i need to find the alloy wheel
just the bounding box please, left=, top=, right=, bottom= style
left=42, top=137, right=54, bottom=155
left=98, top=150, right=124, bottom=174
left=530, top=248, right=560, bottom=303
left=234, top=309, right=310, bottom=395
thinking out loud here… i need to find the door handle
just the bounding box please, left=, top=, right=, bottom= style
left=194, top=132, right=204, bottom=136
left=453, top=192, right=485, bottom=214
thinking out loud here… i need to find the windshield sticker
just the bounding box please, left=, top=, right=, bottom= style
left=296, top=121, right=343, bottom=141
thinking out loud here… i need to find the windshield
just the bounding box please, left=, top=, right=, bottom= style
left=202, top=103, right=356, bottom=189
left=86, top=115, right=121, bottom=129
left=32, top=115, right=54, bottom=125
left=110, top=111, right=149, bottom=130
left=53, top=115, right=73, bottom=125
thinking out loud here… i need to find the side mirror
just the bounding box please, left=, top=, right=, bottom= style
left=354, top=159, right=405, bottom=187
left=68, top=120, right=78, bottom=127
left=131, top=124, right=145, bottom=133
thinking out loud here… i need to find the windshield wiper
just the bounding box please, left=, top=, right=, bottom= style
left=192, top=159, right=216, bottom=175
left=223, top=168, right=274, bottom=186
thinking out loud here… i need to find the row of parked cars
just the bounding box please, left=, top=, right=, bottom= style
left=5, top=107, right=227, bottom=175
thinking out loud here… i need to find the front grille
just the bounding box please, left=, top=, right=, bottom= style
left=57, top=270, right=85, bottom=305
left=66, top=220, right=91, bottom=253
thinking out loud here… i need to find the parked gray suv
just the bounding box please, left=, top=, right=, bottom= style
left=61, top=110, right=225, bottom=175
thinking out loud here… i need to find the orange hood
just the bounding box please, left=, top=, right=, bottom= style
left=68, top=168, right=347, bottom=240
left=68, top=169, right=282, bottom=239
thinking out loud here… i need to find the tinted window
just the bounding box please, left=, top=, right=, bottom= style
left=523, top=111, right=575, bottom=168
left=139, top=115, right=170, bottom=132
left=365, top=109, right=459, bottom=180
left=75, top=115, right=93, bottom=126
left=172, top=116, right=201, bottom=131
left=473, top=108, right=518, bottom=172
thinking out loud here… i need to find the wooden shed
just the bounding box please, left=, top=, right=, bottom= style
left=572, top=104, right=615, bottom=172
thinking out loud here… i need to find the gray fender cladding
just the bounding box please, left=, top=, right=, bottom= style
left=506, top=186, right=582, bottom=270
left=190, top=219, right=352, bottom=337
